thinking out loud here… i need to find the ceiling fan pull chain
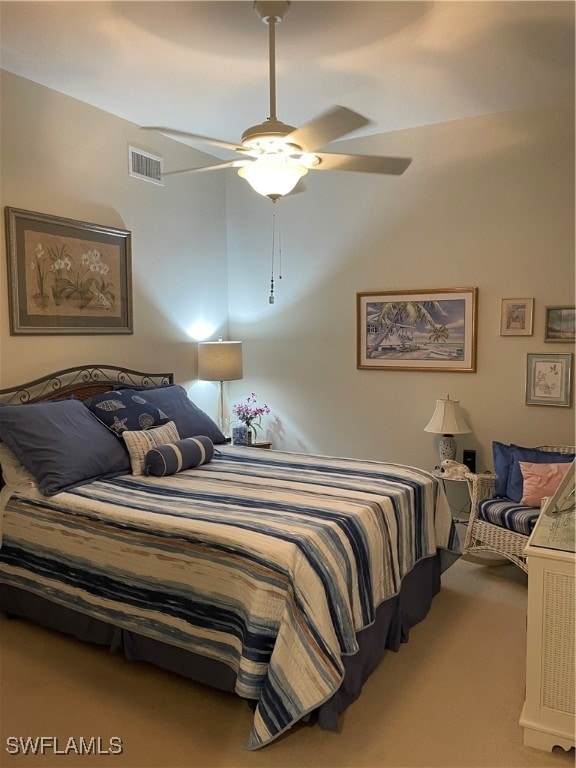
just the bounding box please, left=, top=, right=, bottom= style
left=278, top=208, right=283, bottom=280
left=269, top=207, right=276, bottom=304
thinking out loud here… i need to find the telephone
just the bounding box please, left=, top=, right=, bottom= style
left=439, top=459, right=469, bottom=479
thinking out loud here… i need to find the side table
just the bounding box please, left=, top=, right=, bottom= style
left=432, top=471, right=471, bottom=522
left=244, top=442, right=272, bottom=450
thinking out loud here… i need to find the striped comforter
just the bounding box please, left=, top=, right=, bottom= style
left=0, top=447, right=459, bottom=749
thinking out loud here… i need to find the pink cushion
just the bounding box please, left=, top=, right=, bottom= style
left=519, top=461, right=571, bottom=507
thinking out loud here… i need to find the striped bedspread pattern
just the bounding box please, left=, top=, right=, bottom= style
left=0, top=447, right=458, bottom=749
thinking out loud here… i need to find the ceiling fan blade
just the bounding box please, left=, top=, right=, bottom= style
left=142, top=126, right=243, bottom=153
left=313, top=152, right=412, bottom=175
left=162, top=160, right=246, bottom=177
left=287, top=106, right=372, bottom=152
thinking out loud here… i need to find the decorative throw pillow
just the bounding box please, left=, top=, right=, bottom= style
left=84, top=389, right=169, bottom=435
left=492, top=441, right=512, bottom=497
left=144, top=436, right=215, bottom=476
left=0, top=442, right=37, bottom=486
left=519, top=462, right=571, bottom=507
left=0, top=399, right=130, bottom=496
left=120, top=386, right=226, bottom=444
left=122, top=421, right=180, bottom=475
left=506, top=445, right=575, bottom=503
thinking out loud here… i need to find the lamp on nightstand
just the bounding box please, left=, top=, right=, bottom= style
left=198, top=338, right=243, bottom=436
left=424, top=394, right=471, bottom=462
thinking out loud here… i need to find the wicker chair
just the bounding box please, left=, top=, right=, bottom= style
left=463, top=444, right=575, bottom=573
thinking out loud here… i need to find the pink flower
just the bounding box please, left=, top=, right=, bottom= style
left=232, top=393, right=270, bottom=432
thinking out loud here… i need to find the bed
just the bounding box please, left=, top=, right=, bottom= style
left=0, top=365, right=460, bottom=750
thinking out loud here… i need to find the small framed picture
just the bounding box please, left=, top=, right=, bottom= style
left=232, top=425, right=248, bottom=445
left=525, top=353, right=572, bottom=407
left=544, top=306, right=575, bottom=343
left=500, top=298, right=533, bottom=336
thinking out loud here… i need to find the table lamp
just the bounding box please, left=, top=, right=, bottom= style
left=198, top=338, right=243, bottom=435
left=424, top=394, right=471, bottom=462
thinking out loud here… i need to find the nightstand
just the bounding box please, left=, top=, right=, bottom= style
left=244, top=442, right=272, bottom=449
left=520, top=499, right=575, bottom=752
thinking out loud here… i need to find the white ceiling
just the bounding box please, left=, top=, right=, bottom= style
left=1, top=1, right=574, bottom=157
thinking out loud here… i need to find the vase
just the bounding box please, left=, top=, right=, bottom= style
left=246, top=426, right=254, bottom=445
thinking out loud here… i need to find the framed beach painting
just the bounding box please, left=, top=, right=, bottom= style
left=357, top=288, right=478, bottom=372
left=525, top=353, right=572, bottom=407
left=5, top=207, right=133, bottom=335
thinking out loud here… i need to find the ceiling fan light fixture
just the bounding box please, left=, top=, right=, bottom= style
left=238, top=159, right=307, bottom=199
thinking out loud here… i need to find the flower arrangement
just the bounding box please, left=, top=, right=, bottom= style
left=31, top=241, right=114, bottom=311
left=232, top=393, right=270, bottom=435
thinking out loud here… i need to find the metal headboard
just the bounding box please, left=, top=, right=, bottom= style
left=0, top=365, right=174, bottom=405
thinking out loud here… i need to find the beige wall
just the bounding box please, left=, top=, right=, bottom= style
left=0, top=71, right=229, bottom=415
left=226, top=104, right=575, bottom=471
left=1, top=70, right=574, bottom=473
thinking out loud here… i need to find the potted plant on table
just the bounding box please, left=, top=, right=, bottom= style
left=232, top=393, right=270, bottom=444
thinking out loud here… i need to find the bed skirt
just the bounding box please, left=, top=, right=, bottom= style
left=1, top=553, right=441, bottom=733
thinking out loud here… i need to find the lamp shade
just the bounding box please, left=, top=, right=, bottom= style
left=238, top=160, right=307, bottom=198
left=198, top=341, right=243, bottom=382
left=424, top=396, right=471, bottom=435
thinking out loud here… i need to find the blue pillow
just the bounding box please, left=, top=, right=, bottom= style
left=506, top=445, right=575, bottom=503
left=0, top=399, right=130, bottom=496
left=84, top=389, right=169, bottom=435
left=492, top=441, right=511, bottom=497
left=126, top=385, right=226, bottom=444
left=144, top=436, right=215, bottom=476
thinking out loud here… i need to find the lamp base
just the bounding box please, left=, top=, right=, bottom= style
left=217, top=381, right=231, bottom=437
left=439, top=434, right=457, bottom=462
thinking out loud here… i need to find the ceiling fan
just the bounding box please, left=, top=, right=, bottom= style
left=143, top=1, right=412, bottom=200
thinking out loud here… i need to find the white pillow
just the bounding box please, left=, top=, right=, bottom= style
left=0, top=442, right=37, bottom=487
left=122, top=421, right=180, bottom=475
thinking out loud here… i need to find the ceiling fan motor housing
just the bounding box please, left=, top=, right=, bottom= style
left=241, top=118, right=301, bottom=154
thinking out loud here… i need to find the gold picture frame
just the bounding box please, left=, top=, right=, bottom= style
left=357, top=288, right=478, bottom=372
left=500, top=298, right=534, bottom=336
left=5, top=207, right=133, bottom=335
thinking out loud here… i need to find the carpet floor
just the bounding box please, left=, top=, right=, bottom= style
left=0, top=556, right=574, bottom=768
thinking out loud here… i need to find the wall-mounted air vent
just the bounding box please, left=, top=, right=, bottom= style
left=129, top=146, right=163, bottom=185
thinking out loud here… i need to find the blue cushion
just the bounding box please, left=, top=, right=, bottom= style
left=478, top=498, right=540, bottom=536
left=124, top=386, right=226, bottom=445
left=492, top=441, right=511, bottom=497
left=144, top=436, right=215, bottom=476
left=0, top=399, right=130, bottom=496
left=84, top=389, right=169, bottom=435
left=506, top=445, right=575, bottom=503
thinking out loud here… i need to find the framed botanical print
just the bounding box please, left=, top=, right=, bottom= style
left=525, top=353, right=572, bottom=407
left=5, top=207, right=133, bottom=335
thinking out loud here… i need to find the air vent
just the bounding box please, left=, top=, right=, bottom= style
left=129, top=146, right=163, bottom=185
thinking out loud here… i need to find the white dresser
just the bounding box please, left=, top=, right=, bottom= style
left=519, top=485, right=575, bottom=753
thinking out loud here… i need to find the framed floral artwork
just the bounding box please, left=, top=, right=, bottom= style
left=544, top=306, right=575, bottom=343
left=525, top=353, right=572, bottom=407
left=356, top=288, right=477, bottom=372
left=500, top=298, right=533, bottom=336
left=5, top=207, right=133, bottom=335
